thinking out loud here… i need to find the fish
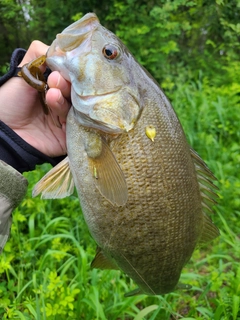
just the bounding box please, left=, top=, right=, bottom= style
left=32, top=12, right=219, bottom=296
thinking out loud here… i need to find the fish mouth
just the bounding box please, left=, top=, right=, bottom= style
left=53, top=13, right=100, bottom=53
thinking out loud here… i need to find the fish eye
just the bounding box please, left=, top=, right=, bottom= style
left=102, top=44, right=119, bottom=60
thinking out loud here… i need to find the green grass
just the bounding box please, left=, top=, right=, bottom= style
left=0, top=67, right=240, bottom=319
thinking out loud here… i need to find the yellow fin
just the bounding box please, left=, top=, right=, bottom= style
left=88, top=139, right=128, bottom=207
left=91, top=247, right=119, bottom=270
left=32, top=157, right=74, bottom=199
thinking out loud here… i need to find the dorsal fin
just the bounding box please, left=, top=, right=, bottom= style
left=190, top=148, right=220, bottom=243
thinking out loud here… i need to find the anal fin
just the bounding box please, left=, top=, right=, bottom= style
left=32, top=157, right=74, bottom=199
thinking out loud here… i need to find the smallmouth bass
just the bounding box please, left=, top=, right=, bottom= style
left=33, top=13, right=219, bottom=296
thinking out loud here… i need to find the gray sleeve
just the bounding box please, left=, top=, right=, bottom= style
left=0, top=160, right=28, bottom=252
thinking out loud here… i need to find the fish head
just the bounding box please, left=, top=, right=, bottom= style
left=46, top=13, right=143, bottom=134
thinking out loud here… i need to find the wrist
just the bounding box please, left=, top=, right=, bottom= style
left=0, top=121, right=64, bottom=173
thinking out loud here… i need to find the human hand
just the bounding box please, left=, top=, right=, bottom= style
left=0, top=40, right=71, bottom=157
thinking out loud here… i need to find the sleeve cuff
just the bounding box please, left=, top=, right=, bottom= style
left=0, top=121, right=65, bottom=173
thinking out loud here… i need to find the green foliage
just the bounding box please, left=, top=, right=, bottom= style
left=104, top=0, right=240, bottom=84
left=0, top=0, right=31, bottom=65
left=0, top=0, right=240, bottom=319
left=1, top=0, right=240, bottom=85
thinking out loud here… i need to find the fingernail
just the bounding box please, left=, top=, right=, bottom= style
left=58, top=91, right=65, bottom=105
left=56, top=73, right=61, bottom=87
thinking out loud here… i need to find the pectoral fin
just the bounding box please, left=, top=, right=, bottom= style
left=32, top=157, right=74, bottom=199
left=88, top=139, right=128, bottom=207
left=91, top=247, right=119, bottom=270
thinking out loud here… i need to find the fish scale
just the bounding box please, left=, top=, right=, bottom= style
left=32, top=12, right=219, bottom=296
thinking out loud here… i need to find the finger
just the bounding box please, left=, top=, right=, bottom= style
left=47, top=71, right=71, bottom=99
left=46, top=88, right=71, bottom=122
left=19, top=40, right=49, bottom=67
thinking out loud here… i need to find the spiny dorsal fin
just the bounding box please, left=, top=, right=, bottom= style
left=32, top=157, right=74, bottom=199
left=190, top=148, right=220, bottom=242
left=88, top=139, right=128, bottom=207
left=91, top=247, right=119, bottom=270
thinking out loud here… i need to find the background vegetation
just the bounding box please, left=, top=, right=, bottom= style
left=0, top=0, right=240, bottom=319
